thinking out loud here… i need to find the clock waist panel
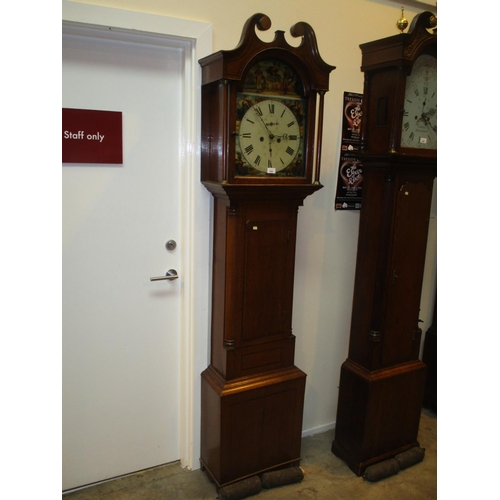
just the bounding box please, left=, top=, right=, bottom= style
left=223, top=336, right=296, bottom=380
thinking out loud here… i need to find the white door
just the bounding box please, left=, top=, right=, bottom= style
left=62, top=25, right=184, bottom=491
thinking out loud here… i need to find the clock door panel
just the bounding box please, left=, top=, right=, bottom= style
left=242, top=218, right=293, bottom=342
left=381, top=180, right=433, bottom=366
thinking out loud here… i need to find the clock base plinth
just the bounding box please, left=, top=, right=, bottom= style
left=331, top=359, right=426, bottom=476
left=331, top=437, right=421, bottom=477
left=200, top=365, right=306, bottom=488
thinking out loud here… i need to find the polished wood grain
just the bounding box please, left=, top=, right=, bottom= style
left=199, top=14, right=334, bottom=488
left=331, top=12, right=437, bottom=476
left=201, top=365, right=305, bottom=487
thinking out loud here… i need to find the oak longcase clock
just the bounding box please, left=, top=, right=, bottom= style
left=331, top=11, right=437, bottom=476
left=199, top=13, right=334, bottom=489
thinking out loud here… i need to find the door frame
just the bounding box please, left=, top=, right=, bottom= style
left=62, top=0, right=213, bottom=471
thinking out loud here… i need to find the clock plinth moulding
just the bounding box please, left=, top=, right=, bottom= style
left=331, top=11, right=437, bottom=476
left=199, top=14, right=334, bottom=489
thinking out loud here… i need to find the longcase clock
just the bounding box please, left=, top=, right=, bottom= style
left=199, top=13, right=334, bottom=489
left=331, top=12, right=437, bottom=475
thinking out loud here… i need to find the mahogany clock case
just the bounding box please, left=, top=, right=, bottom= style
left=199, top=14, right=334, bottom=489
left=331, top=155, right=435, bottom=476
left=331, top=11, right=437, bottom=476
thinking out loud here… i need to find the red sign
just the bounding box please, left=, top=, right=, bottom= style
left=62, top=108, right=123, bottom=164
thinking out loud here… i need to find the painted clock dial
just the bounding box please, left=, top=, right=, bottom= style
left=238, top=99, right=301, bottom=174
left=400, top=54, right=437, bottom=150
left=235, top=59, right=307, bottom=177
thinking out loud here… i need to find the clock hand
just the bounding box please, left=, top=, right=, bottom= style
left=421, top=108, right=436, bottom=127
left=253, top=113, right=275, bottom=164
left=417, top=96, right=429, bottom=125
left=254, top=110, right=275, bottom=139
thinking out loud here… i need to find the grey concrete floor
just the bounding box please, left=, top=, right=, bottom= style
left=63, top=408, right=437, bottom=499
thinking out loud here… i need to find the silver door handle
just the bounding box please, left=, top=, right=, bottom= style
left=150, top=269, right=178, bottom=281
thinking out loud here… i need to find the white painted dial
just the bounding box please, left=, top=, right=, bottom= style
left=238, top=99, right=301, bottom=173
left=400, top=54, right=437, bottom=150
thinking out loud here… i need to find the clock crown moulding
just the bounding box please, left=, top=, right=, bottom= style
left=358, top=10, right=437, bottom=158
left=200, top=13, right=335, bottom=92
left=360, top=11, right=437, bottom=72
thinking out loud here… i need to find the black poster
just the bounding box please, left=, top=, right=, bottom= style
left=335, top=92, right=363, bottom=210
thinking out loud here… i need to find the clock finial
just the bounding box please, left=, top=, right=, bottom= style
left=396, top=7, right=408, bottom=33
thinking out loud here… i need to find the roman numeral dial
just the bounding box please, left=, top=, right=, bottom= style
left=400, top=54, right=437, bottom=150
left=238, top=98, right=302, bottom=174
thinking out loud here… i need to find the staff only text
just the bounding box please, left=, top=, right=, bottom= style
left=64, top=131, right=105, bottom=143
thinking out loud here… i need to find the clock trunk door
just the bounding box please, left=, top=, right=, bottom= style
left=242, top=217, right=294, bottom=342
left=381, top=179, right=434, bottom=366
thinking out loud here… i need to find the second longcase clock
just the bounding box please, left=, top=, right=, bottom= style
left=331, top=11, right=437, bottom=476
left=199, top=14, right=334, bottom=488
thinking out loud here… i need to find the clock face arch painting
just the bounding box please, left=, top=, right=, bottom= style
left=235, top=60, right=307, bottom=177
left=400, top=54, right=437, bottom=150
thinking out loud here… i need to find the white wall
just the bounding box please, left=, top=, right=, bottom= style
left=65, top=0, right=436, bottom=435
